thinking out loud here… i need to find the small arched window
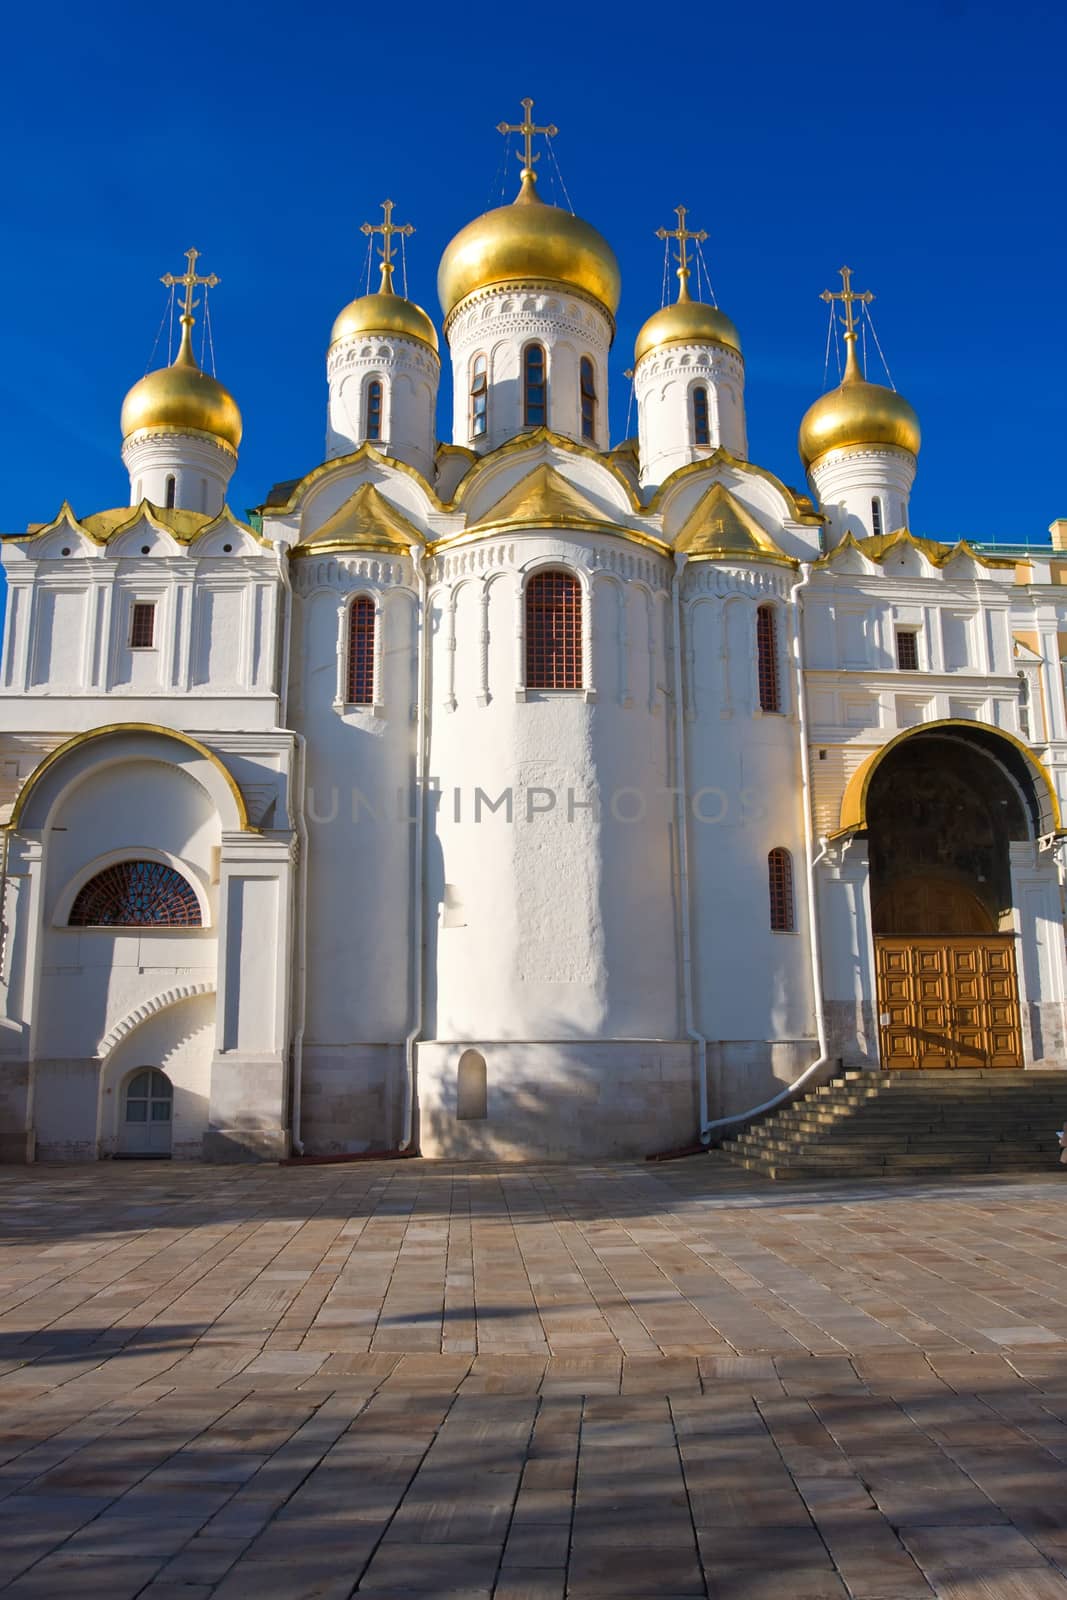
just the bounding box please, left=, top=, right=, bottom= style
left=366, top=379, right=383, bottom=441
left=523, top=343, right=547, bottom=427
left=164, top=474, right=176, bottom=510
left=692, top=386, right=711, bottom=447
left=756, top=604, right=781, bottom=713
left=580, top=357, right=597, bottom=441
left=470, top=354, right=488, bottom=439
left=871, top=497, right=883, bottom=537
left=347, top=595, right=375, bottom=706
left=526, top=570, right=582, bottom=689
left=69, top=861, right=201, bottom=928
left=769, top=848, right=795, bottom=932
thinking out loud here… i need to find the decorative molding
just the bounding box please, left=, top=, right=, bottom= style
left=96, top=982, right=216, bottom=1060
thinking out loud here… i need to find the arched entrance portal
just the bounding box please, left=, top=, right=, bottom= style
left=860, top=725, right=1050, bottom=1069
left=119, top=1069, right=174, bottom=1156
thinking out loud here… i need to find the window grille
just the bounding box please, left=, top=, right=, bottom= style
left=470, top=354, right=488, bottom=438
left=69, top=861, right=202, bottom=927
left=366, top=379, right=383, bottom=440
left=130, top=603, right=156, bottom=650
left=580, top=356, right=597, bottom=441
left=692, top=385, right=711, bottom=446
left=756, top=604, right=781, bottom=712
left=346, top=595, right=375, bottom=705
left=523, top=343, right=547, bottom=427
left=768, top=848, right=795, bottom=932
left=526, top=570, right=582, bottom=689
left=871, top=497, right=883, bottom=537
left=895, top=629, right=919, bottom=671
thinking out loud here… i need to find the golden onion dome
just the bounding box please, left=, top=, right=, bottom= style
left=437, top=171, right=621, bottom=324
left=635, top=284, right=742, bottom=366
left=121, top=318, right=242, bottom=450
left=330, top=262, right=439, bottom=354
left=799, top=335, right=920, bottom=469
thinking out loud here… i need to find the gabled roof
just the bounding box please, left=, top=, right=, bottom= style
left=674, top=482, right=795, bottom=566
left=4, top=501, right=264, bottom=548
left=293, top=483, right=425, bottom=555
left=467, top=463, right=624, bottom=534
left=818, top=528, right=1016, bottom=572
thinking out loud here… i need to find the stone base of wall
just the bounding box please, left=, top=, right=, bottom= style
left=202, top=1127, right=289, bottom=1162
left=300, top=1044, right=404, bottom=1154
left=416, top=1039, right=698, bottom=1161
left=706, top=1038, right=825, bottom=1121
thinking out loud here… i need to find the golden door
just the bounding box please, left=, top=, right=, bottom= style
left=875, top=936, right=1022, bottom=1069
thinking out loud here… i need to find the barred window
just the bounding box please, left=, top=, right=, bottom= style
left=526, top=570, right=582, bottom=690
left=871, top=497, right=883, bottom=537
left=523, top=343, right=547, bottom=427
left=470, top=354, right=488, bottom=438
left=130, top=603, right=156, bottom=649
left=347, top=595, right=375, bottom=705
left=69, top=861, right=202, bottom=927
left=768, top=848, right=795, bottom=932
left=692, top=385, right=711, bottom=446
left=756, top=604, right=781, bottom=712
left=366, top=379, right=383, bottom=441
left=580, top=356, right=597, bottom=442
left=895, top=629, right=919, bottom=671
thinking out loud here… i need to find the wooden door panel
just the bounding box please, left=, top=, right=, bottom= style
left=876, top=935, right=1022, bottom=1069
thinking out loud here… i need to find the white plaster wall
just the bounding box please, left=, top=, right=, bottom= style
left=122, top=431, right=235, bottom=514
left=810, top=446, right=916, bottom=543
left=326, top=333, right=439, bottom=478
left=98, top=992, right=216, bottom=1158
left=635, top=342, right=747, bottom=488
left=446, top=288, right=612, bottom=452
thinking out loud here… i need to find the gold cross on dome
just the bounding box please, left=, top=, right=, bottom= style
left=161, top=247, right=219, bottom=323
left=361, top=199, right=414, bottom=293
left=656, top=206, right=708, bottom=299
left=497, top=97, right=558, bottom=177
left=820, top=265, right=874, bottom=337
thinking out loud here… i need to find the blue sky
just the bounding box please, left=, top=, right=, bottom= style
left=2, top=0, right=1063, bottom=547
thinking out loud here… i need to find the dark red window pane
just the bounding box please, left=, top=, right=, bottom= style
left=347, top=595, right=375, bottom=705
left=526, top=570, right=582, bottom=689
left=757, top=604, right=780, bottom=712
left=769, top=848, right=795, bottom=932
left=130, top=603, right=155, bottom=649
left=69, top=861, right=201, bottom=927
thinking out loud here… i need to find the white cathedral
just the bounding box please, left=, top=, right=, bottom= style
left=3, top=104, right=1067, bottom=1164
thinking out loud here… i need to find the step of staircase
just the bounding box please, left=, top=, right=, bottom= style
left=720, top=1069, right=1067, bottom=1180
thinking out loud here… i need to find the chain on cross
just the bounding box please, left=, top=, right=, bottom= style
left=361, top=199, right=414, bottom=293
left=656, top=206, right=708, bottom=300
left=820, top=265, right=874, bottom=339
left=161, top=247, right=219, bottom=324
left=497, top=98, right=558, bottom=178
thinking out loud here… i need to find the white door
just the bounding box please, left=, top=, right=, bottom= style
left=120, top=1069, right=173, bottom=1156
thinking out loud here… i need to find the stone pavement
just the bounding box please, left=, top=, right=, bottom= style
left=1, top=1156, right=1067, bottom=1597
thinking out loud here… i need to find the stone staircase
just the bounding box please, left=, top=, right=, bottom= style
left=720, top=1069, right=1067, bottom=1180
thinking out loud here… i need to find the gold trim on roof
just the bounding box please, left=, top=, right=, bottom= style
left=648, top=448, right=825, bottom=525
left=673, top=482, right=796, bottom=566
left=255, top=442, right=444, bottom=519
left=817, top=528, right=1016, bottom=572
left=5, top=501, right=266, bottom=549
left=464, top=462, right=626, bottom=536
left=450, top=428, right=643, bottom=514
left=292, top=483, right=425, bottom=556
left=4, top=723, right=255, bottom=833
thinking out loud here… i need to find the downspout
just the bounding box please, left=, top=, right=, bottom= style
left=0, top=825, right=10, bottom=986
left=702, top=561, right=831, bottom=1137
left=400, top=548, right=430, bottom=1151
left=277, top=545, right=307, bottom=1155
left=670, top=554, right=710, bottom=1139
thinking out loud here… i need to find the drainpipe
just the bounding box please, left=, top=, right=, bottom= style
left=0, top=825, right=10, bottom=986
left=670, top=554, right=711, bottom=1138
left=702, top=561, right=832, bottom=1137
left=400, top=548, right=430, bottom=1151
left=277, top=546, right=307, bottom=1155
